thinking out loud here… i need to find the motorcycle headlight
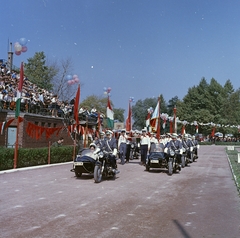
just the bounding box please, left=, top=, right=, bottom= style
left=169, top=149, right=175, bottom=156
left=99, top=152, right=104, bottom=158
left=131, top=144, right=135, bottom=148
left=182, top=148, right=186, bottom=153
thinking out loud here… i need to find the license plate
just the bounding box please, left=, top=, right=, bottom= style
left=151, top=160, right=159, bottom=163
left=75, top=162, right=83, bottom=166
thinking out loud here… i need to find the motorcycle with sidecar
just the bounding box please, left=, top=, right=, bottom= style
left=70, top=148, right=97, bottom=178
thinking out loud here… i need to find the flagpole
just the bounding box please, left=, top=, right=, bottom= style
left=157, top=96, right=161, bottom=139
left=14, top=117, right=20, bottom=169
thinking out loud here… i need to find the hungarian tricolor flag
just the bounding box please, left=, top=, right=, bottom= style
left=146, top=110, right=152, bottom=133
left=74, top=84, right=80, bottom=126
left=106, top=96, right=114, bottom=129
left=125, top=101, right=132, bottom=131
left=150, top=100, right=160, bottom=132
left=15, top=62, right=24, bottom=118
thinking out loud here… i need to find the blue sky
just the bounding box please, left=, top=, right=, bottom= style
left=1, top=0, right=240, bottom=116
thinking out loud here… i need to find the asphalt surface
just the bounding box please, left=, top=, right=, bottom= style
left=1, top=145, right=240, bottom=238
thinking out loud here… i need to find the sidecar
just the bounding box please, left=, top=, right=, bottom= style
left=71, top=149, right=97, bottom=178
left=145, top=143, right=168, bottom=172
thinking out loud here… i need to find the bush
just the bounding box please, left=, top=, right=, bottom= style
left=0, top=146, right=78, bottom=171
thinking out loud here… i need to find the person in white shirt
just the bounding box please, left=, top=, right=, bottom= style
left=118, top=129, right=127, bottom=165
left=140, top=129, right=150, bottom=165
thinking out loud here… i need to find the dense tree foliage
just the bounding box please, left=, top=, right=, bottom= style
left=24, top=52, right=56, bottom=91
left=176, top=77, right=240, bottom=136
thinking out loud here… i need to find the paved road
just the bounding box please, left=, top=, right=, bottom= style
left=1, top=145, right=240, bottom=238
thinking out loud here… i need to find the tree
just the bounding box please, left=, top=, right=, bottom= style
left=113, top=108, right=125, bottom=122
left=50, top=58, right=80, bottom=102
left=79, top=95, right=125, bottom=125
left=132, top=95, right=167, bottom=130
left=24, top=52, right=56, bottom=91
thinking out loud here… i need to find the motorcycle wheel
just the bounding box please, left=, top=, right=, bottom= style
left=94, top=165, right=102, bottom=183
left=145, top=163, right=150, bottom=171
left=129, top=151, right=133, bottom=160
left=193, top=155, right=196, bottom=162
left=190, top=154, right=193, bottom=163
left=75, top=171, right=82, bottom=178
left=181, top=156, right=185, bottom=168
left=168, top=162, right=173, bottom=175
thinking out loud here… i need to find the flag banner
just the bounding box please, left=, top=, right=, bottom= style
left=106, top=96, right=114, bottom=129
left=150, top=101, right=159, bottom=132
left=15, top=62, right=24, bottom=118
left=126, top=101, right=132, bottom=131
left=146, top=112, right=151, bottom=133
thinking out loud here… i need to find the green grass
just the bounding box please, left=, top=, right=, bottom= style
left=226, top=147, right=240, bottom=191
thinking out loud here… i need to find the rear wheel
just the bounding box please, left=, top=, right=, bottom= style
left=168, top=161, right=173, bottom=175
left=75, top=171, right=82, bottom=177
left=94, top=165, right=102, bottom=183
left=181, top=156, right=185, bottom=168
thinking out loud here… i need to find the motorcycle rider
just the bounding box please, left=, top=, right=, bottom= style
left=166, top=133, right=183, bottom=170
left=89, top=142, right=100, bottom=160
left=182, top=134, right=192, bottom=163
left=95, top=131, right=105, bottom=148
left=102, top=130, right=120, bottom=174
left=150, top=133, right=158, bottom=152
left=191, top=135, right=199, bottom=159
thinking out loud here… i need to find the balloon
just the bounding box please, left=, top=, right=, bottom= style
left=74, top=78, right=79, bottom=83
left=73, top=74, right=78, bottom=79
left=19, top=37, right=28, bottom=46
left=68, top=80, right=72, bottom=85
left=107, top=87, right=111, bottom=91
left=14, top=43, right=22, bottom=52
left=103, top=87, right=107, bottom=91
left=66, top=75, right=72, bottom=80
left=104, top=91, right=107, bottom=95
left=21, top=46, right=28, bottom=53
left=15, top=51, right=21, bottom=56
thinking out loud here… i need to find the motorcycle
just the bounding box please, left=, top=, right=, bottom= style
left=145, top=143, right=168, bottom=173
left=94, top=150, right=117, bottom=183
left=129, top=142, right=139, bottom=160
left=167, top=148, right=182, bottom=175
left=70, top=148, right=97, bottom=178
left=181, top=147, right=191, bottom=167
left=192, top=145, right=199, bottom=161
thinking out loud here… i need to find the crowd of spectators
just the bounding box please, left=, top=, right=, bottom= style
left=0, top=62, right=73, bottom=118
left=0, top=62, right=105, bottom=122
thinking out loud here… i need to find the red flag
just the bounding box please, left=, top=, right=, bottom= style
left=74, top=84, right=80, bottom=125
left=126, top=101, right=132, bottom=131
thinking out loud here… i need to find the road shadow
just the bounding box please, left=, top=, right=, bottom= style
left=173, top=219, right=192, bottom=238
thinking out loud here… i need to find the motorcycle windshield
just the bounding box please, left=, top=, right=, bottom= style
left=152, top=143, right=164, bottom=152
left=77, top=149, right=97, bottom=160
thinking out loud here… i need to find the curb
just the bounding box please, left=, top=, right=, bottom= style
left=226, top=152, right=240, bottom=193
left=0, top=161, right=73, bottom=175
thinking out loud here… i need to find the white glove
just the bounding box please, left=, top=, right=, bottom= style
left=179, top=149, right=183, bottom=155
left=113, top=148, right=117, bottom=156
left=190, top=146, right=193, bottom=152
left=197, top=145, right=200, bottom=149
